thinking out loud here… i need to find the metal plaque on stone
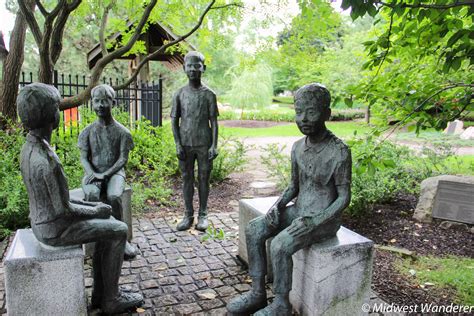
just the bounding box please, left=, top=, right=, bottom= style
left=432, top=180, right=474, bottom=224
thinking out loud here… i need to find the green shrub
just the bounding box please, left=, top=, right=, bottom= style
left=260, top=143, right=291, bottom=190
left=211, top=136, right=247, bottom=183
left=0, top=122, right=29, bottom=239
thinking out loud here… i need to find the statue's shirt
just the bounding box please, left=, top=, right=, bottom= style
left=171, top=85, right=218, bottom=147
left=20, top=134, right=71, bottom=240
left=78, top=120, right=134, bottom=176
left=292, top=132, right=352, bottom=215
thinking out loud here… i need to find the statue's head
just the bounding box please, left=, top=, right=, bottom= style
left=17, top=83, right=61, bottom=131
left=183, top=51, right=206, bottom=82
left=91, top=84, right=115, bottom=119
left=294, top=83, right=331, bottom=136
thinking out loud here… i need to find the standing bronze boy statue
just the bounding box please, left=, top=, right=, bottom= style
left=227, top=83, right=352, bottom=315
left=78, top=84, right=137, bottom=259
left=171, top=51, right=219, bottom=231
left=18, top=83, right=143, bottom=314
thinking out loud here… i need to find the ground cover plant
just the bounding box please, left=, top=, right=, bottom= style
left=398, top=255, right=474, bottom=305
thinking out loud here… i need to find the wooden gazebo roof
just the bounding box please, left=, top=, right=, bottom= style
left=87, top=21, right=195, bottom=70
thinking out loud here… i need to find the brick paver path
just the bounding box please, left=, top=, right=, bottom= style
left=84, top=212, right=272, bottom=315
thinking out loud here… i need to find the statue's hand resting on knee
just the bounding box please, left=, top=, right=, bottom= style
left=68, top=199, right=112, bottom=219
left=265, top=205, right=281, bottom=228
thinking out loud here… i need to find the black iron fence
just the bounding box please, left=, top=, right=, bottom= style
left=19, top=71, right=163, bottom=131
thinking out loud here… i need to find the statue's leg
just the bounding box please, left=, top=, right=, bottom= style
left=106, top=174, right=137, bottom=259
left=54, top=217, right=143, bottom=312
left=254, top=219, right=340, bottom=316
left=177, top=147, right=196, bottom=231
left=196, top=146, right=211, bottom=231
left=106, top=175, right=125, bottom=220
left=227, top=216, right=281, bottom=314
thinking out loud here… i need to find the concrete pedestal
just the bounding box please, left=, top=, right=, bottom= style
left=238, top=197, right=374, bottom=315
left=4, top=229, right=86, bottom=316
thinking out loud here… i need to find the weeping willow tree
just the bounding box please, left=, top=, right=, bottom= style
left=226, top=63, right=273, bottom=119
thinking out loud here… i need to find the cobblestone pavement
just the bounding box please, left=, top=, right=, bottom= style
left=0, top=211, right=390, bottom=316
left=84, top=212, right=273, bottom=315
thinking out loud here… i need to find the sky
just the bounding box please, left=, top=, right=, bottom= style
left=0, top=0, right=15, bottom=49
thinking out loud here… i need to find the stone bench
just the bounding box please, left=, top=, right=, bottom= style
left=4, top=229, right=87, bottom=315
left=70, top=186, right=133, bottom=242
left=238, top=197, right=374, bottom=316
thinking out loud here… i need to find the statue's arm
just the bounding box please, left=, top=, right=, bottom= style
left=78, top=128, right=96, bottom=184
left=171, top=92, right=185, bottom=160
left=79, top=149, right=95, bottom=175
left=310, top=183, right=351, bottom=226
left=208, top=94, right=218, bottom=160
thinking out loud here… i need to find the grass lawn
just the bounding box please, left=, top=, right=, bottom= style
left=398, top=256, right=474, bottom=305
left=393, top=130, right=474, bottom=147
left=221, top=121, right=372, bottom=139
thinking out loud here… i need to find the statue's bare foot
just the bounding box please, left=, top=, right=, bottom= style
left=124, top=241, right=138, bottom=260
left=195, top=215, right=209, bottom=231
left=226, top=291, right=267, bottom=315
left=102, top=291, right=144, bottom=314
left=176, top=215, right=194, bottom=231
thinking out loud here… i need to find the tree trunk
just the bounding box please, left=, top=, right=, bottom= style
left=0, top=0, right=35, bottom=126
left=365, top=105, right=371, bottom=124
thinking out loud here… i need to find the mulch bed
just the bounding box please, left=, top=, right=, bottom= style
left=343, top=193, right=473, bottom=307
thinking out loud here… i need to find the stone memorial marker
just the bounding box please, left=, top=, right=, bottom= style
left=460, top=126, right=474, bottom=140
left=414, top=175, right=474, bottom=223
left=432, top=180, right=474, bottom=224
left=443, top=119, right=464, bottom=134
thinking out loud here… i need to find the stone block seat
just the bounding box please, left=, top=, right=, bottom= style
left=4, top=229, right=87, bottom=316
left=70, top=186, right=133, bottom=241
left=238, top=197, right=374, bottom=316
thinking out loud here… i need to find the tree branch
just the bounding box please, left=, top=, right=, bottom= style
left=373, top=13, right=393, bottom=78
left=34, top=0, right=48, bottom=16
left=114, top=0, right=217, bottom=90
left=99, top=3, right=114, bottom=57
left=50, top=0, right=82, bottom=64
left=49, top=0, right=66, bottom=18
left=18, top=0, right=43, bottom=46
left=99, top=0, right=158, bottom=62
left=377, top=1, right=474, bottom=10
left=210, top=2, right=243, bottom=10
